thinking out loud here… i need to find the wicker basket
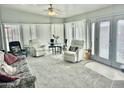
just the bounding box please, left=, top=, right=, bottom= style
left=83, top=50, right=91, bottom=60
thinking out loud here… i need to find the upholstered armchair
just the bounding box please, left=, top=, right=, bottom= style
left=29, top=39, right=46, bottom=57
left=63, top=40, right=84, bottom=63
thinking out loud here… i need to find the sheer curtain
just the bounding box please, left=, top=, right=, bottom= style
left=36, top=24, right=50, bottom=46
left=65, top=20, right=86, bottom=49
left=73, top=20, right=86, bottom=40
left=2, top=24, right=52, bottom=51
left=21, top=24, right=37, bottom=47
left=0, top=24, right=4, bottom=50
left=65, top=22, right=73, bottom=48
left=50, top=24, right=64, bottom=44
left=30, top=24, right=37, bottom=40
left=86, top=20, right=92, bottom=50
left=21, top=24, right=31, bottom=47
left=1, top=23, right=65, bottom=51
left=4, top=24, right=21, bottom=51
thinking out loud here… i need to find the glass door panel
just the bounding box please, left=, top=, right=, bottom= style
left=116, top=20, right=124, bottom=63
left=91, top=17, right=124, bottom=69
left=99, top=21, right=110, bottom=59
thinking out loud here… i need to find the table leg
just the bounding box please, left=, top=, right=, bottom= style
left=52, top=47, right=54, bottom=54
left=55, top=47, right=57, bottom=55
left=60, top=47, right=62, bottom=54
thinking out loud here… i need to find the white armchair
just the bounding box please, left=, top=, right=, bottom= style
left=63, top=40, right=84, bottom=63
left=29, top=39, right=46, bottom=57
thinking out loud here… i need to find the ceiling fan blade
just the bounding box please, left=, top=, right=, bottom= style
left=43, top=9, right=48, bottom=11
left=40, top=4, right=63, bottom=16
left=55, top=8, right=62, bottom=12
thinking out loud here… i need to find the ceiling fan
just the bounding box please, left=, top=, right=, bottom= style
left=43, top=4, right=61, bottom=16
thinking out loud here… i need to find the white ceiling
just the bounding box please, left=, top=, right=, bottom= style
left=2, top=4, right=113, bottom=18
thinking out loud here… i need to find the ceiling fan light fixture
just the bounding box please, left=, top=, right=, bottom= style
left=47, top=4, right=58, bottom=16
left=48, top=11, right=56, bottom=16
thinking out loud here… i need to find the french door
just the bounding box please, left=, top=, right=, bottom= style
left=111, top=16, right=124, bottom=68
left=91, top=17, right=123, bottom=69
left=91, top=19, right=112, bottom=66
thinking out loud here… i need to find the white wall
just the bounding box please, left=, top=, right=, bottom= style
left=0, top=6, right=64, bottom=24
left=65, top=5, right=124, bottom=22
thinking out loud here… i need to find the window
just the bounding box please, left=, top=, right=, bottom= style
left=116, top=20, right=124, bottom=63
left=99, top=21, right=110, bottom=59
left=4, top=24, right=21, bottom=51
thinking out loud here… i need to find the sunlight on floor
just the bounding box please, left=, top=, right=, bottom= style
left=85, top=62, right=124, bottom=80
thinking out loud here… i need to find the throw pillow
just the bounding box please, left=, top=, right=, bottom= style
left=0, top=51, right=5, bottom=62
left=69, top=46, right=73, bottom=51
left=0, top=72, right=18, bottom=82
left=69, top=46, right=78, bottom=52
left=17, top=55, right=26, bottom=61
left=4, top=53, right=18, bottom=65
left=75, top=47, right=78, bottom=51
left=1, top=63, right=17, bottom=76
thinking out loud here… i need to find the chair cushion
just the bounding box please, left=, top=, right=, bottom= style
left=4, top=53, right=18, bottom=65
left=11, top=46, right=21, bottom=53
left=64, top=51, right=76, bottom=56
left=0, top=72, right=18, bottom=82
left=69, top=46, right=78, bottom=52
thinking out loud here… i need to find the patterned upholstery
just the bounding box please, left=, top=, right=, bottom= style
left=0, top=58, right=36, bottom=88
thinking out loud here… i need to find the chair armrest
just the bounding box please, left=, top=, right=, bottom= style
left=0, top=49, right=5, bottom=52
left=77, top=48, right=83, bottom=52
left=76, top=48, right=84, bottom=61
left=64, top=51, right=77, bottom=56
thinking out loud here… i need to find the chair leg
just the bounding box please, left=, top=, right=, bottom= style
left=55, top=47, right=56, bottom=55
left=60, top=47, right=62, bottom=54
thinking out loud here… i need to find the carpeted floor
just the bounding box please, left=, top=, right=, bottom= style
left=27, top=54, right=124, bottom=88
left=85, top=62, right=124, bottom=80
